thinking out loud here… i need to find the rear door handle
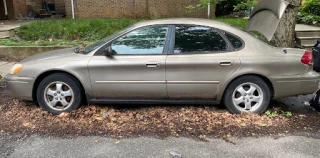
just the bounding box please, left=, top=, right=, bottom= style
left=218, top=60, right=234, bottom=66
left=145, top=62, right=161, bottom=68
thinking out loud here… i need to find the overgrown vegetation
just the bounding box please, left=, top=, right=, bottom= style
left=18, top=19, right=139, bottom=41
left=297, top=0, right=320, bottom=25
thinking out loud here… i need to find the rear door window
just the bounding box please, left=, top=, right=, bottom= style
left=221, top=31, right=244, bottom=50
left=174, top=25, right=227, bottom=54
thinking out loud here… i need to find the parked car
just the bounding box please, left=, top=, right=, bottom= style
left=5, top=17, right=320, bottom=114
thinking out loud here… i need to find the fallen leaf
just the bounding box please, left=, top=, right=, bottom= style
left=23, top=122, right=30, bottom=127
left=259, top=124, right=267, bottom=127
left=115, top=140, right=120, bottom=144
left=58, top=113, right=69, bottom=118
left=95, top=117, right=104, bottom=121
left=94, top=140, right=99, bottom=143
left=199, top=135, right=206, bottom=139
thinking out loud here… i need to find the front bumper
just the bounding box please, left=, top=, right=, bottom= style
left=4, top=74, right=35, bottom=101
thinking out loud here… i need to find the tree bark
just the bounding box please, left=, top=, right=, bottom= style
left=270, top=0, right=301, bottom=47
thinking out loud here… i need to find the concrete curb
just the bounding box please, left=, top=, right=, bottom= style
left=0, top=46, right=71, bottom=59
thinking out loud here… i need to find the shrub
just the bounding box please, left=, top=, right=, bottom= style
left=300, top=0, right=320, bottom=16
left=216, top=0, right=243, bottom=17
left=297, top=12, right=320, bottom=25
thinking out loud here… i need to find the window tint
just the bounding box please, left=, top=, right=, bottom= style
left=174, top=26, right=227, bottom=54
left=111, top=25, right=168, bottom=55
left=222, top=31, right=243, bottom=49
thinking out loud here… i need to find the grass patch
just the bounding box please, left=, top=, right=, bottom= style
left=18, top=19, right=140, bottom=41
left=215, top=17, right=248, bottom=29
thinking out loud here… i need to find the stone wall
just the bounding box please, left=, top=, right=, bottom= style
left=65, top=0, right=215, bottom=19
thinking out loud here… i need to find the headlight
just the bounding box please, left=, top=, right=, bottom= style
left=10, top=64, right=23, bottom=75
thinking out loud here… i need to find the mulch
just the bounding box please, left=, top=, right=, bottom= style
left=0, top=87, right=320, bottom=140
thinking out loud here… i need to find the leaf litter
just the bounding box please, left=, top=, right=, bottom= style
left=1, top=88, right=320, bottom=139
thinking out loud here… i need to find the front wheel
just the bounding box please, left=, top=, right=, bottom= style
left=223, top=76, right=271, bottom=114
left=37, top=73, right=83, bottom=115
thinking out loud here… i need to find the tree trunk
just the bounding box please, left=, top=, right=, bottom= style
left=270, top=0, right=301, bottom=47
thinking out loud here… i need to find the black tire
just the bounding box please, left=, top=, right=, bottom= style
left=37, top=73, right=83, bottom=115
left=223, top=75, right=271, bottom=114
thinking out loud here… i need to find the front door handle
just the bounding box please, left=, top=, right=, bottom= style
left=218, top=60, right=234, bottom=66
left=145, top=62, right=161, bottom=68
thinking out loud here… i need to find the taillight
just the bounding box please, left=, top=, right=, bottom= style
left=301, top=50, right=313, bottom=66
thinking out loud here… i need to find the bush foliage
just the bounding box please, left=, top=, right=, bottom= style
left=297, top=0, right=320, bottom=25
left=297, top=12, right=320, bottom=25
left=300, top=0, right=320, bottom=16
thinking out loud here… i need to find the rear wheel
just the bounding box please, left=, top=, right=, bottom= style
left=37, top=73, right=83, bottom=114
left=223, top=76, right=271, bottom=114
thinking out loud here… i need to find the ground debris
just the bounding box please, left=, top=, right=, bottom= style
left=0, top=87, right=320, bottom=138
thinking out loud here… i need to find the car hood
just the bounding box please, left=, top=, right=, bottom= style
left=20, top=47, right=76, bottom=64
left=245, top=0, right=289, bottom=41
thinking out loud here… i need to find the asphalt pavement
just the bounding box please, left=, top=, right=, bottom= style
left=0, top=134, right=319, bottom=158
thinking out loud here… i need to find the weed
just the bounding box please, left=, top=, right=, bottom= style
left=281, top=111, right=293, bottom=117
left=265, top=110, right=277, bottom=117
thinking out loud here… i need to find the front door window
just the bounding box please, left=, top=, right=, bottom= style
left=111, top=25, right=169, bottom=55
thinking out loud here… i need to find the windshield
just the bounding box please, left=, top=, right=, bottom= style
left=81, top=26, right=133, bottom=54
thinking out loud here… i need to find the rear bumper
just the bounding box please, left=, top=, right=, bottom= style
left=4, top=74, right=35, bottom=101
left=272, top=72, right=320, bottom=99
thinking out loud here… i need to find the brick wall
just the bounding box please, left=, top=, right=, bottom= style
left=65, top=0, right=215, bottom=19
left=12, top=0, right=27, bottom=18
left=55, top=0, right=65, bottom=10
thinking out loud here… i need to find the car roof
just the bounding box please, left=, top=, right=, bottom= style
left=133, top=18, right=238, bottom=30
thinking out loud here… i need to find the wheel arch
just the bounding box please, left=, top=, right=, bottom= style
left=32, top=70, right=86, bottom=102
left=220, top=74, right=275, bottom=102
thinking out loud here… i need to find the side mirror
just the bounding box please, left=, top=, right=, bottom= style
left=104, top=46, right=113, bottom=56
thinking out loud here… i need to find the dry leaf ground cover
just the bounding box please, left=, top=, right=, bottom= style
left=1, top=87, right=320, bottom=139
